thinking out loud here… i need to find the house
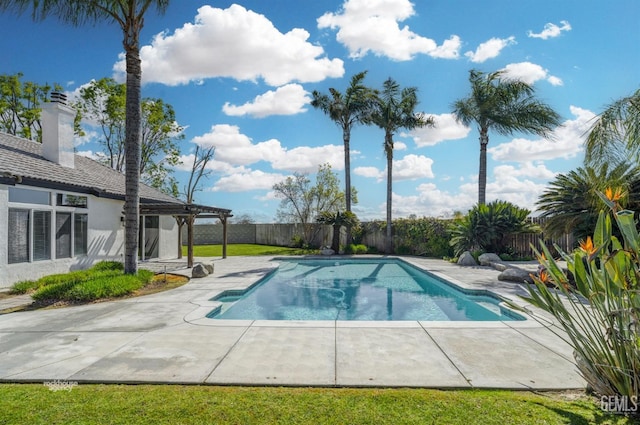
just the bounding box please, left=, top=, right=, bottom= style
left=0, top=93, right=231, bottom=287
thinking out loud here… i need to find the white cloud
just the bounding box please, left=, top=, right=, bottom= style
left=411, top=113, right=471, bottom=147
left=318, top=0, right=460, bottom=60
left=114, top=4, right=344, bottom=86
left=222, top=84, right=311, bottom=118
left=483, top=171, right=549, bottom=211
left=270, top=145, right=345, bottom=173
left=191, top=124, right=344, bottom=173
left=75, top=150, right=101, bottom=160
left=500, top=62, right=563, bottom=86
left=394, top=141, right=408, bottom=150
left=212, top=170, right=287, bottom=192
left=547, top=76, right=563, bottom=86
left=354, top=154, right=434, bottom=182
left=464, top=36, right=515, bottom=63
left=489, top=105, right=594, bottom=162
left=392, top=183, right=476, bottom=218
left=354, top=166, right=383, bottom=179
left=528, top=21, right=572, bottom=40
left=493, top=162, right=556, bottom=180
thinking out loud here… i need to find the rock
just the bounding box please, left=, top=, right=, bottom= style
left=457, top=251, right=477, bottom=266
left=192, top=263, right=209, bottom=278
left=203, top=262, right=214, bottom=274
left=491, top=262, right=510, bottom=272
left=478, top=253, right=503, bottom=266
left=321, top=249, right=335, bottom=256
left=498, top=267, right=534, bottom=284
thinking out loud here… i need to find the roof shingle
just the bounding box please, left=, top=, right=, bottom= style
left=0, top=132, right=181, bottom=204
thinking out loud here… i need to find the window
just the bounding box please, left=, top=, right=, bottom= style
left=8, top=190, right=89, bottom=263
left=33, top=211, right=51, bottom=261
left=56, top=212, right=72, bottom=259
left=8, top=187, right=50, bottom=205
left=8, top=209, right=29, bottom=264
left=57, top=194, right=87, bottom=208
left=74, top=214, right=88, bottom=256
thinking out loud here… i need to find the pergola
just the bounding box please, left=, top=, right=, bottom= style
left=139, top=202, right=233, bottom=267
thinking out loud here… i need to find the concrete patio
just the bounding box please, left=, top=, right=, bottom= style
left=0, top=256, right=585, bottom=389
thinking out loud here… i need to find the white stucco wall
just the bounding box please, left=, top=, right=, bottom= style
left=0, top=184, right=8, bottom=284
left=1, top=186, right=180, bottom=288
left=158, top=215, right=179, bottom=260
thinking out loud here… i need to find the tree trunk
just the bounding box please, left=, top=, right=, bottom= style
left=478, top=128, right=489, bottom=206
left=187, top=215, right=195, bottom=268
left=385, top=133, right=393, bottom=254
left=332, top=224, right=341, bottom=253
left=343, top=131, right=353, bottom=246
left=124, top=49, right=142, bottom=275
left=176, top=217, right=184, bottom=259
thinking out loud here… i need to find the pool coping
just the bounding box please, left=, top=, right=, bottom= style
left=0, top=255, right=585, bottom=390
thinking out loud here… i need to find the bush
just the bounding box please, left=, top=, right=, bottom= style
left=29, top=268, right=153, bottom=303
left=449, top=200, right=539, bottom=255
left=10, top=280, right=39, bottom=294
left=344, top=244, right=368, bottom=255
left=91, top=261, right=124, bottom=272
left=516, top=192, right=640, bottom=404
left=389, top=217, right=454, bottom=257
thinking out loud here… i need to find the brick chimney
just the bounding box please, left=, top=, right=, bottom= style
left=42, top=92, right=75, bottom=168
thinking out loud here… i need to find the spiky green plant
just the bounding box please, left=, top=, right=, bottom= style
left=449, top=200, right=538, bottom=255
left=518, top=189, right=640, bottom=400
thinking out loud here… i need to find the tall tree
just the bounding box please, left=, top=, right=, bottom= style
left=536, top=163, right=640, bottom=241
left=452, top=69, right=561, bottom=205
left=0, top=72, right=63, bottom=141
left=0, top=1, right=171, bottom=274
left=273, top=163, right=348, bottom=246
left=181, top=144, right=215, bottom=268
left=75, top=78, right=184, bottom=196
left=370, top=78, right=434, bottom=254
left=310, top=71, right=374, bottom=221
left=584, top=88, right=640, bottom=169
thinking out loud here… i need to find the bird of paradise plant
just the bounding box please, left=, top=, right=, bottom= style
left=512, top=189, right=640, bottom=405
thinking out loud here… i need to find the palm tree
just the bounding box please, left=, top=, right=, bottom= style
left=452, top=69, right=561, bottom=205
left=536, top=163, right=640, bottom=241
left=584, top=88, right=640, bottom=169
left=311, top=71, right=374, bottom=242
left=316, top=210, right=358, bottom=253
left=0, top=1, right=171, bottom=274
left=370, top=78, right=434, bottom=253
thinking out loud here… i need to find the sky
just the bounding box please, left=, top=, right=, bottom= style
left=1, top=0, right=639, bottom=222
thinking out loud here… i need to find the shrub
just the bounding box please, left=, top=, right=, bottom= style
left=449, top=200, right=539, bottom=255
left=30, top=269, right=153, bottom=303
left=32, top=280, right=78, bottom=302
left=344, top=244, right=368, bottom=255
left=10, top=280, right=39, bottom=294
left=390, top=217, right=453, bottom=257
left=65, top=270, right=152, bottom=301
left=516, top=191, right=640, bottom=403
left=91, top=261, right=124, bottom=272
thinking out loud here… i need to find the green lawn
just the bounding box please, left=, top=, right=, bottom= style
left=182, top=243, right=315, bottom=257
left=0, top=385, right=634, bottom=425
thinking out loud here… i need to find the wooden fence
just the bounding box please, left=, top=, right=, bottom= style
left=187, top=221, right=575, bottom=257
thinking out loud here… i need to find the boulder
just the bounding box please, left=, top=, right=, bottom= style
left=192, top=263, right=209, bottom=278
left=321, top=248, right=335, bottom=256
left=491, top=262, right=510, bottom=272
left=498, top=267, right=534, bottom=284
left=203, top=262, right=214, bottom=274
left=457, top=251, right=478, bottom=266
left=478, top=253, right=503, bottom=266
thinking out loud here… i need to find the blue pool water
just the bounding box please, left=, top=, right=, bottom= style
left=208, top=258, right=524, bottom=321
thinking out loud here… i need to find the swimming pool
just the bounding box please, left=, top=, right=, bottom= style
left=207, top=258, right=524, bottom=321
